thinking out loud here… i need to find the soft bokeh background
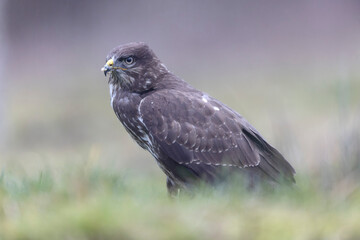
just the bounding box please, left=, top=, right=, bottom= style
left=1, top=1, right=360, bottom=239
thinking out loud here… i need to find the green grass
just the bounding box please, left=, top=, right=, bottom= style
left=0, top=164, right=359, bottom=240
left=1, top=73, right=360, bottom=239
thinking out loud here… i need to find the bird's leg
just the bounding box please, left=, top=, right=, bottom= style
left=166, top=177, right=181, bottom=198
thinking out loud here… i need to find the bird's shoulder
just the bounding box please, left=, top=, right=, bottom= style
left=139, top=88, right=239, bottom=127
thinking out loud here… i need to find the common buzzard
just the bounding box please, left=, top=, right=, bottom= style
left=101, top=42, right=295, bottom=195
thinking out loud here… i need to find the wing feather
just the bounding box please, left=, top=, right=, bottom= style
left=139, top=89, right=295, bottom=182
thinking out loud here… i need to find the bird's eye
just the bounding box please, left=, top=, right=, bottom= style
left=124, top=57, right=134, bottom=65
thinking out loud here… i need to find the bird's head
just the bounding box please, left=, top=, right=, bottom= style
left=101, top=42, right=168, bottom=92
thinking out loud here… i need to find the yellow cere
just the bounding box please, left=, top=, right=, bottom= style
left=106, top=59, right=114, bottom=66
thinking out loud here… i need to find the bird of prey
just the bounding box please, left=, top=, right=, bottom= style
left=101, top=42, right=295, bottom=195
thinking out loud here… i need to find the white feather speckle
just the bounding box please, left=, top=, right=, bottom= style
left=160, top=63, right=168, bottom=69
left=109, top=83, right=116, bottom=108
left=213, top=106, right=220, bottom=111
left=137, top=99, right=146, bottom=126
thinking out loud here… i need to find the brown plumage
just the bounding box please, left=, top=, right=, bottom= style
left=101, top=42, right=295, bottom=195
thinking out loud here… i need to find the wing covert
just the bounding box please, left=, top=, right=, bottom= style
left=139, top=90, right=262, bottom=169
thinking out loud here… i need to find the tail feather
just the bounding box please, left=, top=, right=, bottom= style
left=243, top=129, right=296, bottom=184
left=259, top=151, right=296, bottom=184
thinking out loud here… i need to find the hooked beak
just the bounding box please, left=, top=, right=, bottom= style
left=101, top=59, right=114, bottom=76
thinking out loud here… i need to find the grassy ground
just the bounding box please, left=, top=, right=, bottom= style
left=0, top=165, right=359, bottom=240
left=1, top=72, right=360, bottom=239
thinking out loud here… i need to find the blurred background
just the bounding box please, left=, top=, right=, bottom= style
left=1, top=0, right=360, bottom=239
